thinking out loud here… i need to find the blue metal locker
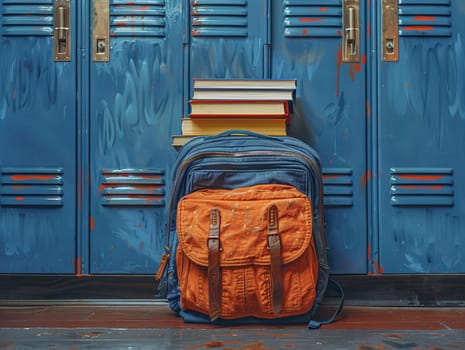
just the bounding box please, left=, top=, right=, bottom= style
left=189, top=1, right=268, bottom=80
left=1, top=0, right=465, bottom=277
left=270, top=0, right=368, bottom=274
left=0, top=0, right=183, bottom=275
left=0, top=0, right=78, bottom=273
left=88, top=0, right=183, bottom=274
left=376, top=0, right=465, bottom=273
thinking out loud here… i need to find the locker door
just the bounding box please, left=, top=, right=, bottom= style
left=377, top=0, right=465, bottom=273
left=270, top=0, right=368, bottom=273
left=0, top=0, right=77, bottom=273
left=189, top=0, right=267, bottom=81
left=88, top=0, right=183, bottom=273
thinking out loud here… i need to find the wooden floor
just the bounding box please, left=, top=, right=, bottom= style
left=1, top=302, right=465, bottom=330
left=1, top=302, right=465, bottom=349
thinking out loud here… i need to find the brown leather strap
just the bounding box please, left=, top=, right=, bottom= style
left=267, top=205, right=282, bottom=317
left=208, top=208, right=221, bottom=321
left=155, top=251, right=170, bottom=282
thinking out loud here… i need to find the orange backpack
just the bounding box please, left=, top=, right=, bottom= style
left=154, top=131, right=344, bottom=328
left=176, top=184, right=318, bottom=321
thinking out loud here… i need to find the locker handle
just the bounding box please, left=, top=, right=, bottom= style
left=382, top=0, right=399, bottom=62
left=342, top=0, right=360, bottom=63
left=93, top=0, right=110, bottom=62
left=346, top=7, right=357, bottom=55
left=54, top=0, right=71, bottom=61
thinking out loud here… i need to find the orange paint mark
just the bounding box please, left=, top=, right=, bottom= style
left=299, top=18, right=324, bottom=23
left=302, top=29, right=309, bottom=35
left=349, top=64, right=356, bottom=81
left=366, top=99, right=371, bottom=118
left=413, top=16, right=436, bottom=22
left=13, top=87, right=16, bottom=99
left=373, top=259, right=383, bottom=275
left=323, top=175, right=341, bottom=180
left=373, top=259, right=379, bottom=274
left=126, top=195, right=162, bottom=201
left=132, top=185, right=161, bottom=190
left=399, top=185, right=444, bottom=190
left=405, top=81, right=409, bottom=88
left=403, top=26, right=434, bottom=31
left=90, top=216, right=95, bottom=231
left=398, top=175, right=444, bottom=181
left=318, top=8, right=328, bottom=12
left=16, top=197, right=25, bottom=201
left=360, top=170, right=372, bottom=188
left=11, top=175, right=55, bottom=181
left=367, top=23, right=371, bottom=37
left=367, top=244, right=371, bottom=261
left=350, top=56, right=365, bottom=78
left=75, top=257, right=82, bottom=277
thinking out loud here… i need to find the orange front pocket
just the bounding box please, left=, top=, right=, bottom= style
left=176, top=184, right=318, bottom=320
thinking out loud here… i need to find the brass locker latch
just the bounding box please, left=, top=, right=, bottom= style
left=54, top=0, right=71, bottom=61
left=382, top=0, right=399, bottom=62
left=93, top=0, right=110, bottom=62
left=342, top=0, right=360, bottom=63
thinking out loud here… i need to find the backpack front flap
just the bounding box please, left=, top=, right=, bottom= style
left=176, top=184, right=319, bottom=321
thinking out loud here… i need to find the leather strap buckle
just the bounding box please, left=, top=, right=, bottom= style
left=208, top=208, right=221, bottom=321
left=267, top=205, right=282, bottom=316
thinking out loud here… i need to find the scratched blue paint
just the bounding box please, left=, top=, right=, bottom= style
left=99, top=169, right=166, bottom=206
left=270, top=0, right=368, bottom=274
left=378, top=0, right=465, bottom=273
left=0, top=0, right=77, bottom=273
left=88, top=0, right=182, bottom=273
left=189, top=0, right=265, bottom=80
left=1, top=0, right=465, bottom=276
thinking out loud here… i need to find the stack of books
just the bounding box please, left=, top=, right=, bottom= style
left=172, top=79, right=296, bottom=147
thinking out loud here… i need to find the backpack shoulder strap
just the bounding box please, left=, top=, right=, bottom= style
left=308, top=279, right=345, bottom=329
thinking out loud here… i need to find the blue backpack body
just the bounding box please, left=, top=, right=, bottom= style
left=155, top=131, right=343, bottom=328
